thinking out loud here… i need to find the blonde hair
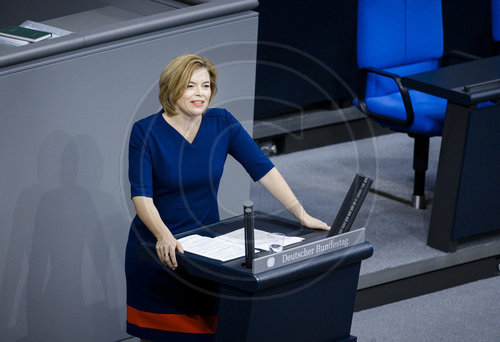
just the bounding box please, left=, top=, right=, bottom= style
left=158, top=54, right=218, bottom=116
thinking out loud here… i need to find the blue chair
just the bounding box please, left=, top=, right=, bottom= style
left=493, top=0, right=500, bottom=53
left=354, top=0, right=474, bottom=209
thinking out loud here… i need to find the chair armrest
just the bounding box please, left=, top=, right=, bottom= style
left=441, top=49, right=481, bottom=66
left=358, top=66, right=414, bottom=127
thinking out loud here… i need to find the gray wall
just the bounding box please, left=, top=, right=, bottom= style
left=0, top=10, right=259, bottom=341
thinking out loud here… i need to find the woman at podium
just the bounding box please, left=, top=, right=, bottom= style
left=125, top=54, right=329, bottom=342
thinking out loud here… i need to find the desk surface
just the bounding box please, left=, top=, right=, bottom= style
left=402, top=55, right=500, bottom=106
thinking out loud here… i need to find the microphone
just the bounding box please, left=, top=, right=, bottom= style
left=243, top=201, right=255, bottom=269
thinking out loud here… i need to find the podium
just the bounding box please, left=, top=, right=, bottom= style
left=140, top=212, right=373, bottom=342
left=402, top=55, right=500, bottom=252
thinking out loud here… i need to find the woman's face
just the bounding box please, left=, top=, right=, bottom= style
left=175, top=67, right=211, bottom=118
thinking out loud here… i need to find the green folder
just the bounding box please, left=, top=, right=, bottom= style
left=0, top=26, right=52, bottom=43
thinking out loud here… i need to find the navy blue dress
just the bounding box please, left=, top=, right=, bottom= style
left=125, top=108, right=274, bottom=341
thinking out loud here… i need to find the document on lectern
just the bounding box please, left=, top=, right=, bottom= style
left=178, top=234, right=244, bottom=261
left=178, top=228, right=304, bottom=262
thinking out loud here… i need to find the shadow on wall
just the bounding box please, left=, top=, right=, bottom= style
left=1, top=131, right=128, bottom=341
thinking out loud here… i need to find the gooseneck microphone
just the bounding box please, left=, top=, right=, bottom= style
left=243, top=201, right=255, bottom=269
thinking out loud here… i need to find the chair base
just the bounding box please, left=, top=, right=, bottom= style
left=411, top=135, right=430, bottom=210
left=412, top=194, right=426, bottom=209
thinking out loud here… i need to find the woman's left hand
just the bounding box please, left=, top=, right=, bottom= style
left=299, top=212, right=330, bottom=231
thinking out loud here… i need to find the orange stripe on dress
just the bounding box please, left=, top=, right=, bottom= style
left=127, top=305, right=217, bottom=334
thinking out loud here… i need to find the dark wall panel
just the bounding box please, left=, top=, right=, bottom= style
left=442, top=0, right=493, bottom=57
left=255, top=0, right=358, bottom=118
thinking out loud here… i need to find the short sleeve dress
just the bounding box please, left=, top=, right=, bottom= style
left=125, top=108, right=274, bottom=341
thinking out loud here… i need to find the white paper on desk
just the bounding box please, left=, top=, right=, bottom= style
left=217, top=228, right=304, bottom=250
left=0, top=36, right=29, bottom=47
left=21, top=20, right=73, bottom=38
left=178, top=229, right=304, bottom=262
left=178, top=235, right=246, bottom=262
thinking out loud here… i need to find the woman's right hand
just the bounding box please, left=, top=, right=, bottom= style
left=156, top=231, right=184, bottom=270
left=131, top=196, right=185, bottom=270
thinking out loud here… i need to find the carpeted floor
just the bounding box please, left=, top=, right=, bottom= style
left=351, top=276, right=500, bottom=342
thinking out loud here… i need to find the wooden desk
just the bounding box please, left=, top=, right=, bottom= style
left=402, top=56, right=500, bottom=252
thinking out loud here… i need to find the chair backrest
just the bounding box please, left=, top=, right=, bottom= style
left=493, top=0, right=500, bottom=42
left=357, top=0, right=444, bottom=97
